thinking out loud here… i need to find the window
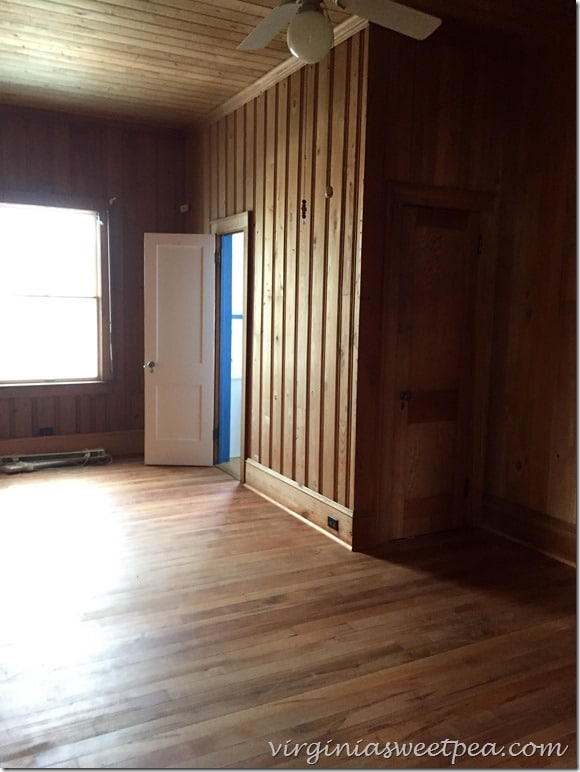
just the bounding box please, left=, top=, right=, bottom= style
left=0, top=200, right=112, bottom=385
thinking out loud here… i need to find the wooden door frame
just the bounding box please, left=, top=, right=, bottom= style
left=210, top=211, right=251, bottom=483
left=376, top=183, right=498, bottom=543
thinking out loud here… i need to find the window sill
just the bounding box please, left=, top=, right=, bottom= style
left=0, top=381, right=115, bottom=398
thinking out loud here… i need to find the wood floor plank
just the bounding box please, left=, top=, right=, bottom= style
left=0, top=458, right=575, bottom=768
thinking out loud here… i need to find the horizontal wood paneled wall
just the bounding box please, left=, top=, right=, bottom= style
left=483, top=28, right=576, bottom=531
left=0, top=105, right=187, bottom=450
left=195, top=33, right=368, bottom=517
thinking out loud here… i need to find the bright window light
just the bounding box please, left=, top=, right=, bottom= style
left=0, top=202, right=110, bottom=384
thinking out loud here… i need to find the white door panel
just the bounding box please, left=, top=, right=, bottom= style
left=144, top=233, right=215, bottom=465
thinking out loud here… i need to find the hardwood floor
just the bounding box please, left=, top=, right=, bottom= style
left=0, top=459, right=575, bottom=768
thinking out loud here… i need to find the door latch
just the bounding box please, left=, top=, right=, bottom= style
left=399, top=390, right=412, bottom=409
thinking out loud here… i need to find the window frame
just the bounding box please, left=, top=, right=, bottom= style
left=0, top=190, right=114, bottom=394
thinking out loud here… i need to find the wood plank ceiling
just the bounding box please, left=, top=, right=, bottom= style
left=0, top=0, right=574, bottom=128
left=0, top=0, right=349, bottom=126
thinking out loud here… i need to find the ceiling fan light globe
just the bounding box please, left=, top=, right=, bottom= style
left=286, top=9, right=333, bottom=64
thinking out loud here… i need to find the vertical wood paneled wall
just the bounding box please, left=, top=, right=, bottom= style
left=483, top=29, right=576, bottom=544
left=354, top=24, right=507, bottom=547
left=196, top=34, right=368, bottom=512
left=0, top=106, right=187, bottom=447
left=196, top=20, right=575, bottom=556
left=354, top=21, right=576, bottom=552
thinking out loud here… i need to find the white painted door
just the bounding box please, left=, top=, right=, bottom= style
left=144, top=233, right=215, bottom=465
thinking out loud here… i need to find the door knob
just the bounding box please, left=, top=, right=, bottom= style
left=399, top=390, right=412, bottom=401
left=145, top=360, right=156, bottom=373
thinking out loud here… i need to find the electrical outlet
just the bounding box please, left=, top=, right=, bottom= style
left=327, top=515, right=339, bottom=532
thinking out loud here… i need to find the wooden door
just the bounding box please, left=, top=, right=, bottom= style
left=391, top=204, right=480, bottom=538
left=144, top=232, right=215, bottom=466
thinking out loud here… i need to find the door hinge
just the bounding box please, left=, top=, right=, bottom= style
left=214, top=250, right=221, bottom=267
left=464, top=476, right=471, bottom=497
left=476, top=233, right=483, bottom=256
left=213, top=427, right=219, bottom=441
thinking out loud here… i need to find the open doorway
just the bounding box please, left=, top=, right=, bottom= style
left=211, top=212, right=250, bottom=482
left=217, top=232, right=244, bottom=479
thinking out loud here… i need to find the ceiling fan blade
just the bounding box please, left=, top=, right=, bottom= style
left=238, top=0, right=298, bottom=51
left=338, top=0, right=441, bottom=40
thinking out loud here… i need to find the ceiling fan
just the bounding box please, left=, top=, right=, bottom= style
left=238, top=0, right=442, bottom=64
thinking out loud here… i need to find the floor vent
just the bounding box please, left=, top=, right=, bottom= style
left=0, top=448, right=112, bottom=475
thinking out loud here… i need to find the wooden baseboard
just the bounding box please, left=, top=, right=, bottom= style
left=0, top=430, right=144, bottom=458
left=244, top=459, right=353, bottom=547
left=482, top=494, right=576, bottom=566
